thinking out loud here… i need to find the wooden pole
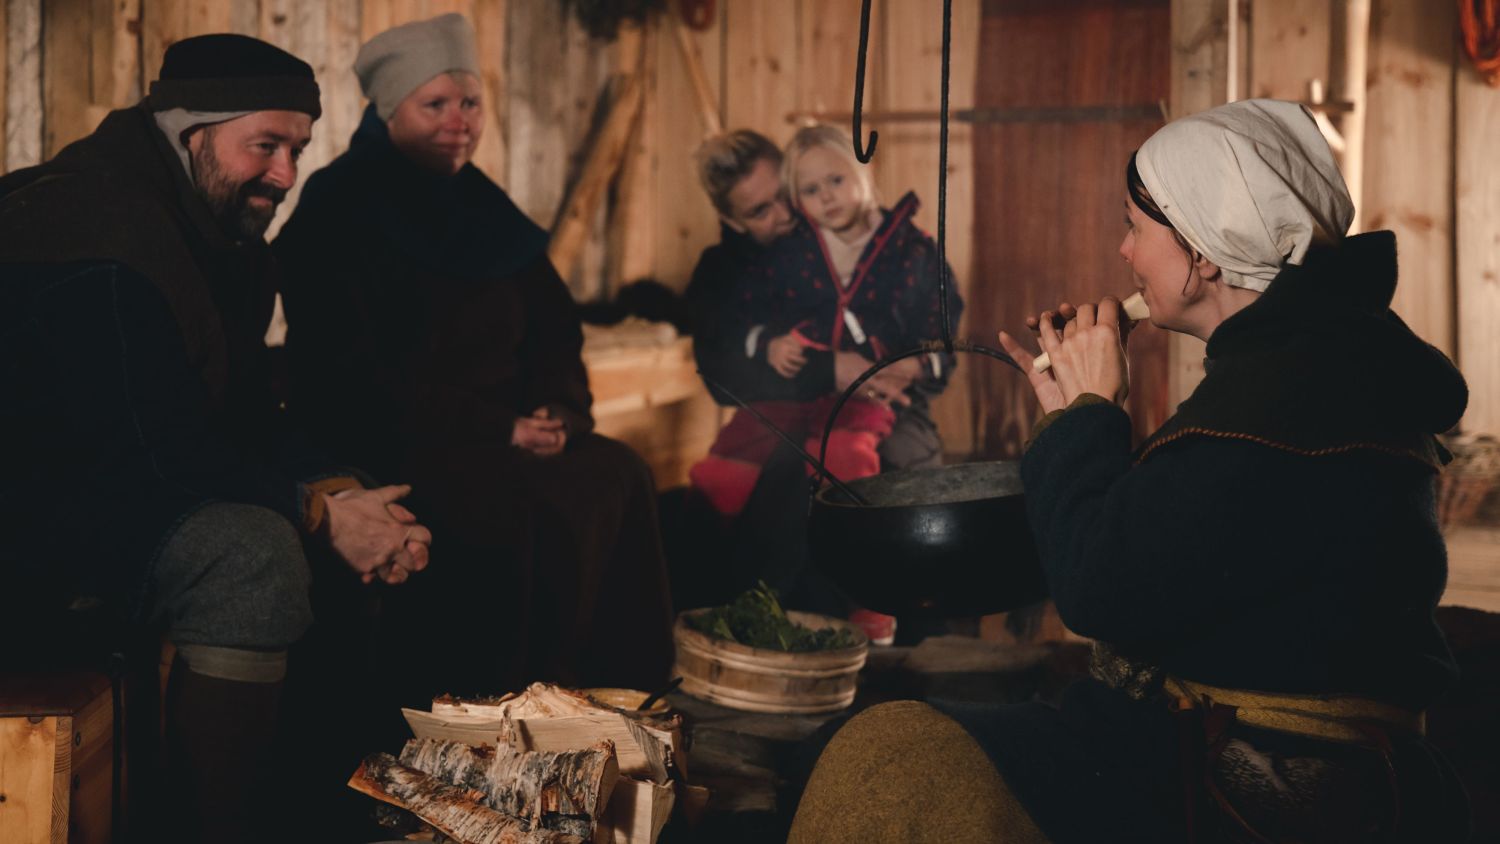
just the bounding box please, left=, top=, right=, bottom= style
left=547, top=68, right=646, bottom=281
left=671, top=13, right=722, bottom=138
left=1331, top=0, right=1369, bottom=233
left=1167, top=0, right=1237, bottom=406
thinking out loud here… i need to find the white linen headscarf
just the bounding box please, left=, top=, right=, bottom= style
left=153, top=109, right=254, bottom=184
left=1134, top=99, right=1354, bottom=293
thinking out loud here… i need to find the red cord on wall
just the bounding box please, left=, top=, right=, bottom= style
left=1461, top=0, right=1500, bottom=87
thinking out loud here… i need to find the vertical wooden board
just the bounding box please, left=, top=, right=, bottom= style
left=1248, top=0, right=1331, bottom=100
left=321, top=0, right=365, bottom=157
left=1456, top=68, right=1500, bottom=436
left=5, top=0, right=43, bottom=172
left=1361, top=0, right=1454, bottom=356
left=1, top=0, right=7, bottom=174
left=231, top=0, right=261, bottom=37
left=0, top=715, right=59, bottom=843
left=506, top=0, right=593, bottom=226
left=140, top=0, right=234, bottom=91
left=258, top=0, right=325, bottom=244
left=93, top=0, right=143, bottom=111
left=798, top=0, right=865, bottom=116
left=722, top=0, right=798, bottom=145
left=471, top=0, right=508, bottom=183
left=43, top=0, right=95, bottom=157
left=652, top=4, right=723, bottom=292
left=969, top=0, right=1171, bottom=457
left=1167, top=0, right=1235, bottom=407
left=873, top=0, right=981, bottom=457
left=139, top=0, right=183, bottom=93
left=606, top=19, right=656, bottom=290
left=65, top=687, right=113, bottom=844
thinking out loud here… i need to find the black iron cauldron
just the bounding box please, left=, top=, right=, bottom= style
left=804, top=343, right=1046, bottom=618
left=807, top=460, right=1044, bottom=617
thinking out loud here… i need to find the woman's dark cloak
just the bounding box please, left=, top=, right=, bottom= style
left=274, top=108, right=673, bottom=697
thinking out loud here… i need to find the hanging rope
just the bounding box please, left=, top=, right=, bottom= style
left=1461, top=0, right=1500, bottom=86
left=852, top=0, right=879, bottom=162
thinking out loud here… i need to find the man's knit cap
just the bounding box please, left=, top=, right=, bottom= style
left=146, top=34, right=321, bottom=119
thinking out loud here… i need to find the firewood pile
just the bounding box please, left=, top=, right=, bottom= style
left=349, top=683, right=707, bottom=843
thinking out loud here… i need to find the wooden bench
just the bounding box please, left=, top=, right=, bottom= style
left=582, top=327, right=724, bottom=490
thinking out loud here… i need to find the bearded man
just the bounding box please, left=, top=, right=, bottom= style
left=0, top=35, right=430, bottom=841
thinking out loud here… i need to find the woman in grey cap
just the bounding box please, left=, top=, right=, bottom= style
left=274, top=15, right=674, bottom=715
left=789, top=100, right=1470, bottom=842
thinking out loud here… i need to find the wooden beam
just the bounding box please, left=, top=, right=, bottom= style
left=1329, top=0, right=1368, bottom=232
left=1167, top=0, right=1237, bottom=406
left=1457, top=59, right=1500, bottom=435
left=606, top=18, right=657, bottom=291
left=1362, top=0, right=1455, bottom=356
left=472, top=0, right=509, bottom=184
left=670, top=13, right=721, bottom=138
left=548, top=68, right=643, bottom=282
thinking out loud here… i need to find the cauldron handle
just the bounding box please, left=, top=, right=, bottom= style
left=812, top=341, right=1025, bottom=497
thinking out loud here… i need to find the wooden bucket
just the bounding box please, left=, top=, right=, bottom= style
left=671, top=609, right=869, bottom=714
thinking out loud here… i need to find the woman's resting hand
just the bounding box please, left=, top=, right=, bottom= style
left=999, top=296, right=1131, bottom=413
left=513, top=407, right=568, bottom=456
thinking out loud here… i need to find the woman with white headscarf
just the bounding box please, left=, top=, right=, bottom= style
left=788, top=100, right=1470, bottom=842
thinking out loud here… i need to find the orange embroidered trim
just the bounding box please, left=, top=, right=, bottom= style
left=1135, top=427, right=1436, bottom=467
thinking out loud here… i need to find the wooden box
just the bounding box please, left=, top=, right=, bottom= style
left=0, top=674, right=115, bottom=844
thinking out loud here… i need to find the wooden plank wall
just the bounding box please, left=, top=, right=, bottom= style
left=1244, top=0, right=1499, bottom=436
left=5, top=0, right=1497, bottom=449
left=1456, top=52, right=1500, bottom=437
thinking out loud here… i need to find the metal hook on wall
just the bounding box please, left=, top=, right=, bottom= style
left=852, top=0, right=878, bottom=162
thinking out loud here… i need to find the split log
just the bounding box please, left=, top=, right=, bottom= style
left=399, top=737, right=618, bottom=840
left=406, top=709, right=674, bottom=785
left=425, top=685, right=686, bottom=782
left=348, top=753, right=584, bottom=844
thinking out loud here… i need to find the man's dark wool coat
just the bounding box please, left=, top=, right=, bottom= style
left=274, top=107, right=674, bottom=698
left=0, top=106, right=333, bottom=610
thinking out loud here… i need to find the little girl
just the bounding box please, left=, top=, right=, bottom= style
left=691, top=124, right=963, bottom=520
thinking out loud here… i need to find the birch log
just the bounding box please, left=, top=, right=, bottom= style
left=399, top=737, right=618, bottom=840
left=349, top=754, right=585, bottom=844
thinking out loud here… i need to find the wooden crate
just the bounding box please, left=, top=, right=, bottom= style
left=0, top=674, right=114, bottom=844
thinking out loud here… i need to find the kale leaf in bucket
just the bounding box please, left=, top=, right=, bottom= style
left=687, top=582, right=860, bottom=652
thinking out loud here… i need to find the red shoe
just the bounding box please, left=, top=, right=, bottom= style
left=849, top=608, right=897, bottom=646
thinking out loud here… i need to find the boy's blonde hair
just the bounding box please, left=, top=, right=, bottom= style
left=695, top=129, right=783, bottom=216
left=783, top=124, right=878, bottom=212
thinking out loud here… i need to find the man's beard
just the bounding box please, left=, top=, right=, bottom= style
left=191, top=141, right=287, bottom=241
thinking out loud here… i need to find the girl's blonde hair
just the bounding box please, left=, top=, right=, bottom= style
left=783, top=124, right=879, bottom=212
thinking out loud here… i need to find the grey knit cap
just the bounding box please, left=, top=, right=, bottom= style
left=355, top=13, right=481, bottom=120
